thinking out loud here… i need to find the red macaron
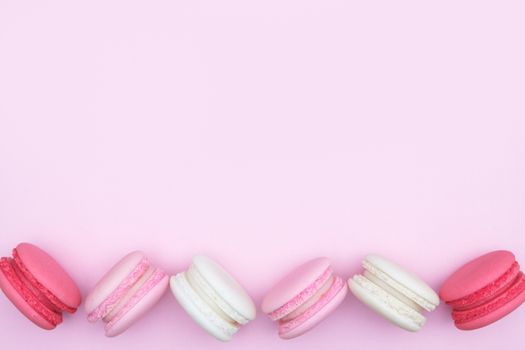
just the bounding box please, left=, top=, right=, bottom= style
left=0, top=243, right=81, bottom=329
left=440, top=250, right=525, bottom=330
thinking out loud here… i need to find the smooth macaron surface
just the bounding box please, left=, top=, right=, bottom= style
left=261, top=257, right=347, bottom=339
left=348, top=254, right=439, bottom=332
left=170, top=255, right=256, bottom=341
left=0, top=243, right=81, bottom=329
left=85, top=251, right=169, bottom=337
left=440, top=250, right=525, bottom=330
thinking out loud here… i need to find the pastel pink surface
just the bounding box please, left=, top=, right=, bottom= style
left=262, top=257, right=331, bottom=315
left=440, top=251, right=516, bottom=303
left=1, top=0, right=525, bottom=349
left=0, top=262, right=56, bottom=330
left=279, top=277, right=348, bottom=339
left=15, top=243, right=81, bottom=310
left=105, top=272, right=169, bottom=337
left=84, top=251, right=146, bottom=315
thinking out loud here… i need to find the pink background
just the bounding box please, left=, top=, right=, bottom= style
left=1, top=0, right=524, bottom=349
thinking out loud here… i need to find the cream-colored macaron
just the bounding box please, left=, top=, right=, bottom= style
left=170, top=256, right=256, bottom=341
left=348, top=254, right=439, bottom=331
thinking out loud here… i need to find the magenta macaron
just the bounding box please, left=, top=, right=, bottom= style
left=261, top=257, right=347, bottom=339
left=440, top=250, right=525, bottom=330
left=0, top=242, right=81, bottom=330
left=85, top=251, right=169, bottom=337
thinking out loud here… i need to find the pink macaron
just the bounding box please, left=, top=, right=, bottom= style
left=261, top=257, right=347, bottom=339
left=85, top=251, right=169, bottom=337
left=0, top=242, right=81, bottom=330
left=440, top=250, right=525, bottom=330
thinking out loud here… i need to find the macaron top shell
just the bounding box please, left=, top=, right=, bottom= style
left=84, top=251, right=146, bottom=315
left=365, top=255, right=439, bottom=309
left=440, top=251, right=516, bottom=302
left=15, top=243, right=81, bottom=310
left=192, top=255, right=256, bottom=322
left=261, top=257, right=331, bottom=315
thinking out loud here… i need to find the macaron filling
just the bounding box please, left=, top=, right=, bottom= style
left=87, top=257, right=150, bottom=322
left=105, top=268, right=167, bottom=332
left=0, top=257, right=62, bottom=326
left=268, top=266, right=333, bottom=321
left=452, top=272, right=525, bottom=324
left=446, top=261, right=521, bottom=310
left=278, top=275, right=345, bottom=334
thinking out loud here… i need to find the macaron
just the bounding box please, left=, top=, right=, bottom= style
left=170, top=255, right=256, bottom=341
left=0, top=242, right=81, bottom=329
left=440, top=250, right=525, bottom=330
left=348, top=254, right=439, bottom=332
left=85, top=251, right=169, bottom=337
left=261, top=257, right=348, bottom=339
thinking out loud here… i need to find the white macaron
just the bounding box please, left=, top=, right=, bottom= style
left=348, top=254, right=439, bottom=331
left=170, top=255, right=256, bottom=341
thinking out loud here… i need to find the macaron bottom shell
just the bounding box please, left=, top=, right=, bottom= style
left=278, top=276, right=347, bottom=339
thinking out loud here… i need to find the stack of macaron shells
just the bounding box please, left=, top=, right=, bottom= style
left=170, top=255, right=256, bottom=341
left=440, top=250, right=525, bottom=330
left=0, top=243, right=81, bottom=330
left=85, top=251, right=169, bottom=337
left=348, top=255, right=440, bottom=332
left=261, top=257, right=348, bottom=339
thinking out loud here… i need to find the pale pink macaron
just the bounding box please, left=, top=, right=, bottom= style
left=85, top=251, right=169, bottom=337
left=261, top=257, right=348, bottom=339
